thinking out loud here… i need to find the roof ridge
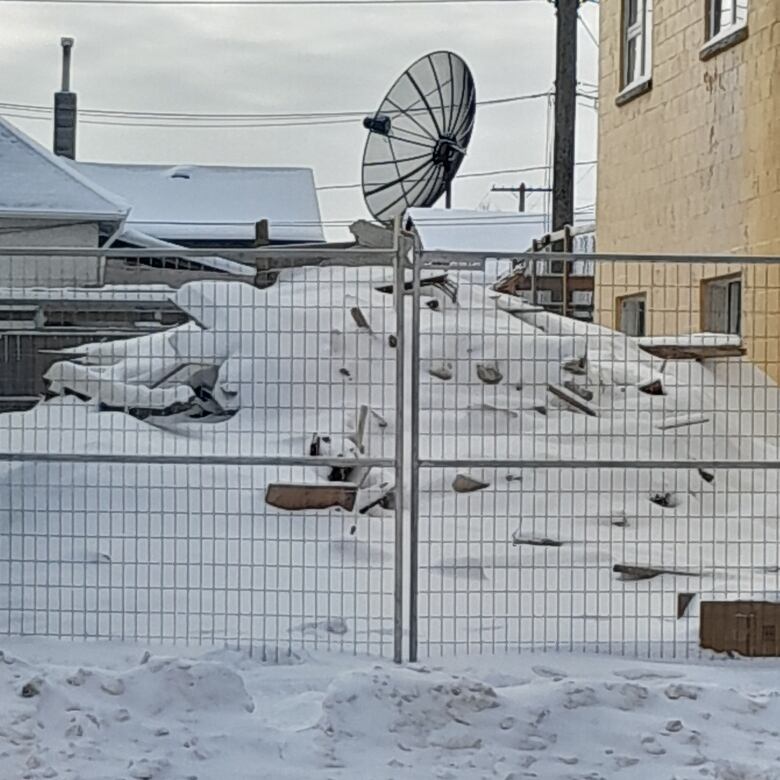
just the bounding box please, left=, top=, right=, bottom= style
left=0, top=116, right=130, bottom=217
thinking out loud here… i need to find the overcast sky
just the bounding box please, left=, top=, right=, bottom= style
left=1, top=0, right=599, bottom=238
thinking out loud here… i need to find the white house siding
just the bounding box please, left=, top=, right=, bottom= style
left=0, top=219, right=102, bottom=287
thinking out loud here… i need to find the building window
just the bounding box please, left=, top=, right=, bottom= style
left=707, top=0, right=748, bottom=41
left=618, top=293, right=646, bottom=337
left=702, top=275, right=741, bottom=335
left=622, top=0, right=652, bottom=88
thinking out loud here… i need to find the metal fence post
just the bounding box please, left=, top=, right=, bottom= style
left=392, top=215, right=405, bottom=664
left=408, top=237, right=421, bottom=663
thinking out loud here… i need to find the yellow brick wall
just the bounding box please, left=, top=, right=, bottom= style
left=595, top=0, right=780, bottom=380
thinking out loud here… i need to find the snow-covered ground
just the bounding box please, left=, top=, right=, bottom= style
left=2, top=638, right=780, bottom=779
left=1, top=266, right=779, bottom=659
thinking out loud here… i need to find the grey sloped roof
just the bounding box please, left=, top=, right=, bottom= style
left=73, top=162, right=324, bottom=243
left=0, top=117, right=129, bottom=221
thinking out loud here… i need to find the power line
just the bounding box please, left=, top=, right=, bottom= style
left=316, top=160, right=598, bottom=190
left=0, top=0, right=541, bottom=6
left=0, top=92, right=552, bottom=128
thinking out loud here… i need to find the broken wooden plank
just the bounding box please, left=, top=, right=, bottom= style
left=639, top=343, right=746, bottom=360
left=613, top=563, right=701, bottom=581
left=350, top=306, right=372, bottom=331
left=547, top=384, right=598, bottom=417
left=308, top=433, right=321, bottom=457
left=468, top=403, right=518, bottom=419
left=561, top=357, right=587, bottom=376
left=563, top=380, right=594, bottom=401
left=656, top=414, right=709, bottom=431
left=511, top=532, right=564, bottom=547
left=265, top=483, right=357, bottom=512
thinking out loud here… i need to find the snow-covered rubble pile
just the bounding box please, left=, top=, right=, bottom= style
left=2, top=642, right=780, bottom=779
left=1, top=266, right=779, bottom=653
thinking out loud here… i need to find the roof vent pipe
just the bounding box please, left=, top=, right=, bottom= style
left=53, top=37, right=77, bottom=160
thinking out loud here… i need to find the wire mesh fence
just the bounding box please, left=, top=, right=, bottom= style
left=410, top=248, right=780, bottom=660
left=0, top=247, right=405, bottom=659
left=2, top=242, right=780, bottom=662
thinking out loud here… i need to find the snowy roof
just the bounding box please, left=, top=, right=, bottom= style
left=118, top=228, right=255, bottom=278
left=0, top=117, right=129, bottom=222
left=406, top=208, right=548, bottom=254
left=73, top=162, right=324, bottom=244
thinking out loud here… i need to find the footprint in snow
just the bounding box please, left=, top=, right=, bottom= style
left=641, top=735, right=666, bottom=755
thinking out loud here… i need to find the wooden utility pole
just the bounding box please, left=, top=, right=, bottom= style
left=552, top=0, right=578, bottom=232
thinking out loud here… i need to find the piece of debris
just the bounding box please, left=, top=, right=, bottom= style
left=309, top=433, right=321, bottom=457
left=265, top=483, right=357, bottom=511
left=423, top=297, right=440, bottom=311
left=657, top=414, right=709, bottom=431
left=638, top=378, right=665, bottom=396
left=511, top=532, right=563, bottom=547
left=468, top=403, right=518, bottom=419
left=698, top=468, right=715, bottom=483
left=533, top=405, right=548, bottom=416
left=562, top=357, right=587, bottom=376
left=347, top=405, right=369, bottom=453
left=547, top=384, right=598, bottom=417
left=388, top=335, right=397, bottom=348
left=452, top=474, right=490, bottom=493
left=21, top=680, right=41, bottom=698
left=563, top=380, right=594, bottom=401
left=677, top=592, right=697, bottom=619
left=358, top=488, right=396, bottom=514
left=649, top=492, right=679, bottom=508
left=476, top=364, right=503, bottom=385
left=350, top=306, right=372, bottom=331
left=610, top=514, right=629, bottom=527
left=505, top=474, right=522, bottom=482
left=429, top=364, right=453, bottom=381
left=339, top=368, right=352, bottom=378
left=613, top=564, right=701, bottom=581
left=370, top=409, right=388, bottom=428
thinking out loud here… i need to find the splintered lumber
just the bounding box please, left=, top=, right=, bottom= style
left=358, top=487, right=395, bottom=514
left=677, top=593, right=697, bottom=619
left=265, top=483, right=357, bottom=511
left=639, top=343, right=746, bottom=360
left=511, top=532, right=564, bottom=547
left=476, top=364, right=503, bottom=385
left=308, top=433, right=321, bottom=456
left=563, top=380, right=594, bottom=401
left=452, top=474, right=490, bottom=493
left=547, top=384, right=597, bottom=417
left=698, top=468, right=715, bottom=483
left=638, top=378, right=665, bottom=396
left=562, top=357, right=587, bottom=376
left=468, top=403, right=518, bottom=419
left=613, top=564, right=701, bottom=581
left=350, top=306, right=372, bottom=331
left=656, top=414, right=709, bottom=431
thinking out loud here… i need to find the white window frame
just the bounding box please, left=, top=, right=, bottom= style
left=706, top=0, right=748, bottom=43
left=618, top=293, right=647, bottom=337
left=702, top=274, right=742, bottom=335
left=621, top=0, right=652, bottom=90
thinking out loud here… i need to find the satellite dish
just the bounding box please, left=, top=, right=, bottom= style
left=361, top=51, right=476, bottom=222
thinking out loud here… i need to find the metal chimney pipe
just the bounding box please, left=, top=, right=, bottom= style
left=53, top=36, right=77, bottom=159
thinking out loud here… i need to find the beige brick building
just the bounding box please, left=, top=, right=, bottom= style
left=595, top=0, right=780, bottom=379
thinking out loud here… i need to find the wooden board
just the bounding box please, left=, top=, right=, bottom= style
left=640, top=343, right=746, bottom=360
left=547, top=384, right=597, bottom=417
left=265, top=483, right=357, bottom=511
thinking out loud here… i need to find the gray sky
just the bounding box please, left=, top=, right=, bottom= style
left=1, top=0, right=599, bottom=238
